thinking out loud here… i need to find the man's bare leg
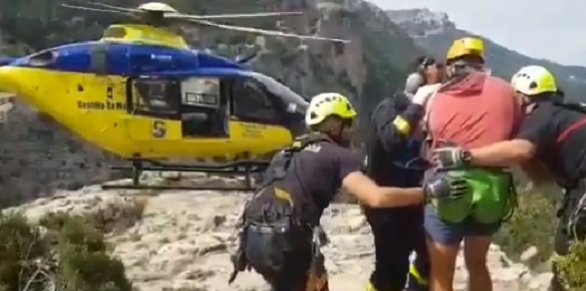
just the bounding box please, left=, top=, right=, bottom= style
left=464, top=235, right=493, bottom=291
left=426, top=237, right=459, bottom=291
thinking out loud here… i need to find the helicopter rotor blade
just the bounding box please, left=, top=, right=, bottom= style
left=181, top=19, right=350, bottom=43
left=68, top=0, right=142, bottom=13
left=166, top=11, right=303, bottom=20
left=61, top=4, right=135, bottom=17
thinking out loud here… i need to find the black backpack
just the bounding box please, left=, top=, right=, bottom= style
left=243, top=132, right=333, bottom=226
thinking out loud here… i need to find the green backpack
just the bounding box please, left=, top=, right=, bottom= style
left=428, top=167, right=517, bottom=224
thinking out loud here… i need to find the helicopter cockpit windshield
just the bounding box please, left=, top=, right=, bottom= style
left=245, top=72, right=309, bottom=114
left=242, top=72, right=308, bottom=135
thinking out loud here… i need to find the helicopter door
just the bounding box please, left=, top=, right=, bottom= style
left=179, top=77, right=228, bottom=138
left=126, top=76, right=182, bottom=140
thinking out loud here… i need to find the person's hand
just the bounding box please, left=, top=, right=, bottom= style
left=432, top=147, right=471, bottom=169
left=423, top=171, right=469, bottom=200
left=411, top=83, right=441, bottom=106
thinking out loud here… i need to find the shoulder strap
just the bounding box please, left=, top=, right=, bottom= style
left=262, top=132, right=333, bottom=184
left=552, top=101, right=586, bottom=114
left=552, top=101, right=586, bottom=146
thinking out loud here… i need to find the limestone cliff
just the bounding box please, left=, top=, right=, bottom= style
left=0, top=98, right=121, bottom=206
left=3, top=179, right=554, bottom=290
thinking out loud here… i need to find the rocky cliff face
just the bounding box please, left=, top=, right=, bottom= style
left=0, top=98, right=121, bottom=206
left=5, top=177, right=554, bottom=290
left=386, top=9, right=455, bottom=36
left=191, top=0, right=423, bottom=110
left=0, top=0, right=422, bottom=204
left=386, top=8, right=586, bottom=100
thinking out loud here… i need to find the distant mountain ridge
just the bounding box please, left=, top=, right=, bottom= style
left=386, top=8, right=586, bottom=101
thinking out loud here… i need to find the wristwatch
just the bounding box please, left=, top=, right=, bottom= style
left=460, top=149, right=472, bottom=163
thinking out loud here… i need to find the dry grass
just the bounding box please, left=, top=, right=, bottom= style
left=91, top=195, right=149, bottom=234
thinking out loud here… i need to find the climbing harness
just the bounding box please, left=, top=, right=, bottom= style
left=559, top=182, right=586, bottom=241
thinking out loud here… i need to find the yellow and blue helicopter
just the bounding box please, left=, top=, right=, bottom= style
left=0, top=1, right=349, bottom=190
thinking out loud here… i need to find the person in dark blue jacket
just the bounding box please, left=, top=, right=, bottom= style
left=363, top=56, right=443, bottom=291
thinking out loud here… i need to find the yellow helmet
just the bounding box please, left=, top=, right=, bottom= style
left=446, top=37, right=485, bottom=62
left=305, top=92, right=357, bottom=126
left=510, top=65, right=558, bottom=96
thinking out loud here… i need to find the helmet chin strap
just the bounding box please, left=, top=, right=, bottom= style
left=314, top=117, right=349, bottom=146
left=318, top=126, right=343, bottom=145
left=330, top=125, right=349, bottom=146
left=323, top=131, right=341, bottom=143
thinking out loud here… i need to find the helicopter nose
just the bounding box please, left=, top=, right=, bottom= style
left=0, top=66, right=21, bottom=94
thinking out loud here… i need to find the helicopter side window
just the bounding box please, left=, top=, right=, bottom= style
left=232, top=79, right=278, bottom=124
left=130, top=78, right=180, bottom=117
left=179, top=77, right=228, bottom=138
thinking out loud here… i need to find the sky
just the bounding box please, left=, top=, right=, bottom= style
left=369, top=0, right=586, bottom=66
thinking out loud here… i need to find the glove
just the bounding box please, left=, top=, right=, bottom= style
left=432, top=147, right=471, bottom=169
left=423, top=170, right=469, bottom=200
left=412, top=83, right=441, bottom=106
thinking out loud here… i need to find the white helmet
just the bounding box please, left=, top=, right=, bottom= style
left=305, top=93, right=357, bottom=127
left=510, top=65, right=558, bottom=96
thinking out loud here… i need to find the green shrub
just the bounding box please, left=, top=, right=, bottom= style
left=494, top=187, right=559, bottom=265
left=0, top=211, right=132, bottom=291
left=0, top=213, right=48, bottom=291
left=556, top=239, right=586, bottom=290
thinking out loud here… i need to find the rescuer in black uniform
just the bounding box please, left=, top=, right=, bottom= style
left=430, top=65, right=586, bottom=291
left=228, top=92, right=468, bottom=291
left=363, top=56, right=443, bottom=291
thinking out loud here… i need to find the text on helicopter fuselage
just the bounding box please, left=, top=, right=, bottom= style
left=77, top=101, right=127, bottom=110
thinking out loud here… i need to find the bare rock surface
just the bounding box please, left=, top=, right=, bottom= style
left=6, top=176, right=553, bottom=291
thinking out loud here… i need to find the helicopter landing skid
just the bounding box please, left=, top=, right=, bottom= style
left=101, top=160, right=268, bottom=191
left=100, top=184, right=256, bottom=191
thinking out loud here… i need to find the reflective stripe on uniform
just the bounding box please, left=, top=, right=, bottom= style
left=409, top=263, right=428, bottom=285
left=365, top=281, right=378, bottom=291
left=392, top=115, right=411, bottom=134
